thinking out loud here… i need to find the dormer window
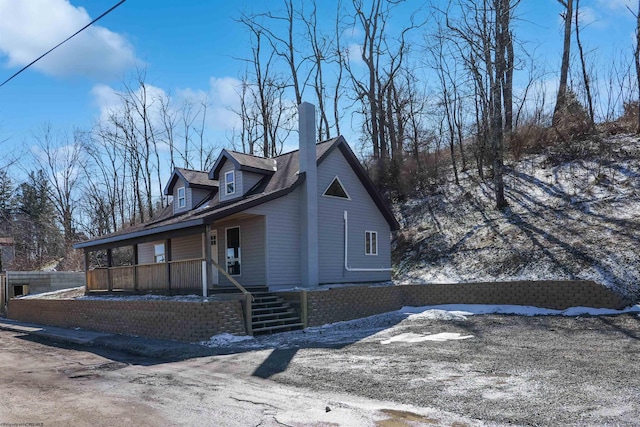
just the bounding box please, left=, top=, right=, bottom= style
left=177, top=187, right=186, bottom=208
left=225, top=170, right=235, bottom=195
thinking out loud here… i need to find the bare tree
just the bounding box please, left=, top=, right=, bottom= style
left=553, top=0, right=573, bottom=125
left=32, top=125, right=86, bottom=248
left=428, top=24, right=461, bottom=184
left=575, top=0, right=595, bottom=126
left=302, top=0, right=333, bottom=140
left=629, top=1, right=640, bottom=133
left=237, top=15, right=295, bottom=158
left=343, top=0, right=422, bottom=186
left=491, top=0, right=511, bottom=209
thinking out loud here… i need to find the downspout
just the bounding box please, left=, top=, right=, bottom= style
left=343, top=211, right=392, bottom=272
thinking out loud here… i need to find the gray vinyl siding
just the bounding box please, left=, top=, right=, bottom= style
left=219, top=160, right=242, bottom=202
left=317, top=149, right=391, bottom=283
left=246, top=188, right=301, bottom=287
left=173, top=179, right=189, bottom=215
left=191, top=188, right=210, bottom=208
left=171, top=233, right=203, bottom=260
left=242, top=171, right=264, bottom=193
left=138, top=241, right=162, bottom=264
left=213, top=215, right=266, bottom=287
left=138, top=234, right=202, bottom=264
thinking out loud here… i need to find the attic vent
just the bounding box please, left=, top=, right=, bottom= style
left=323, top=177, right=350, bottom=200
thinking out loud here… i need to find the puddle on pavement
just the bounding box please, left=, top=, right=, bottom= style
left=376, top=409, right=440, bottom=426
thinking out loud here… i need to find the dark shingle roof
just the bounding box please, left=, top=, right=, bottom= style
left=163, top=168, right=218, bottom=195
left=226, top=151, right=277, bottom=173
left=75, top=137, right=398, bottom=250
left=177, top=168, right=217, bottom=187
left=209, top=149, right=279, bottom=180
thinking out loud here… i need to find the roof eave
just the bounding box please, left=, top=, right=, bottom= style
left=73, top=218, right=205, bottom=250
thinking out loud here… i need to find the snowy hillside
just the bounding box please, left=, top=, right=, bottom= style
left=393, top=134, right=640, bottom=300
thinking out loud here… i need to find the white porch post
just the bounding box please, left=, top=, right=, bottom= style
left=202, top=260, right=208, bottom=297
left=204, top=224, right=212, bottom=294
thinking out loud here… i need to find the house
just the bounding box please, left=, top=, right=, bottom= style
left=74, top=103, right=399, bottom=293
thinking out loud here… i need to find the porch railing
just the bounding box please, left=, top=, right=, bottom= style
left=86, top=257, right=254, bottom=335
left=86, top=258, right=204, bottom=292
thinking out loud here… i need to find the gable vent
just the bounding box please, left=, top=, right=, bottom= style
left=323, top=177, right=350, bottom=199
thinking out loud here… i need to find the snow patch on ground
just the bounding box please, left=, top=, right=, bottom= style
left=202, top=333, right=254, bottom=346
left=404, top=304, right=640, bottom=317
left=78, top=294, right=217, bottom=302
left=18, top=286, right=85, bottom=299
left=380, top=332, right=474, bottom=344
left=200, top=303, right=640, bottom=349
left=393, top=133, right=640, bottom=299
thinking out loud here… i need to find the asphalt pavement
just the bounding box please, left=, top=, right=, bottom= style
left=0, top=317, right=216, bottom=360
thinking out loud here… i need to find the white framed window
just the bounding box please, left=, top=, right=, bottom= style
left=226, top=227, right=241, bottom=276
left=365, top=231, right=378, bottom=256
left=225, top=170, right=235, bottom=195
left=177, top=186, right=186, bottom=208
left=154, top=243, right=165, bottom=263
left=322, top=176, right=351, bottom=200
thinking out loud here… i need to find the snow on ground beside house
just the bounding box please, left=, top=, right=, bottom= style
left=203, top=333, right=254, bottom=346
left=379, top=332, right=474, bottom=344
left=18, top=286, right=85, bottom=299
left=200, top=303, right=640, bottom=349
left=393, top=133, right=640, bottom=299
left=78, top=294, right=217, bottom=302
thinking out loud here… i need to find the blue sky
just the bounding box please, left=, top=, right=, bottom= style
left=0, top=0, right=636, bottom=165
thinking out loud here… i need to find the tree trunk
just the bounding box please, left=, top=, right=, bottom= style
left=636, top=1, right=640, bottom=133
left=575, top=0, right=595, bottom=127
left=492, top=0, right=508, bottom=210
left=553, top=0, right=573, bottom=126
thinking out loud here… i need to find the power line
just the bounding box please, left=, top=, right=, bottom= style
left=0, top=0, right=127, bottom=88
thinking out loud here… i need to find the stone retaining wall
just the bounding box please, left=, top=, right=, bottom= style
left=304, top=281, right=629, bottom=327
left=305, top=285, right=404, bottom=327
left=8, top=298, right=246, bottom=342
left=6, top=280, right=630, bottom=339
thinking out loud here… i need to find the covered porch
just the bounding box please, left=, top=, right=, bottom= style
left=80, top=213, right=266, bottom=296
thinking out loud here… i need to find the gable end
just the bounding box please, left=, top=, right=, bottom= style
left=319, top=139, right=399, bottom=230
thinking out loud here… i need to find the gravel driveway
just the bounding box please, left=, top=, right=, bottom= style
left=251, top=311, right=640, bottom=426
left=2, top=308, right=639, bottom=426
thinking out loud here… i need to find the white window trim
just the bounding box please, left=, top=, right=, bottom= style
left=225, top=170, right=236, bottom=195
left=322, top=175, right=351, bottom=200
left=154, top=243, right=165, bottom=263
left=365, top=231, right=378, bottom=256
left=225, top=226, right=241, bottom=276
left=177, top=186, right=186, bottom=208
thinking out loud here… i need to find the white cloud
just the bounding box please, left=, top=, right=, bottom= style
left=0, top=0, right=137, bottom=79
left=597, top=0, right=634, bottom=13
left=577, top=6, right=601, bottom=28
left=342, top=26, right=362, bottom=40
left=91, top=77, right=245, bottom=139
left=207, top=76, right=243, bottom=131
left=346, top=43, right=364, bottom=64
left=91, top=82, right=169, bottom=127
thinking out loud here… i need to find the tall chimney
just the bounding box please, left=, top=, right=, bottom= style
left=299, top=102, right=319, bottom=287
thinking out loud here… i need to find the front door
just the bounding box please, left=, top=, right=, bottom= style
left=210, top=230, right=219, bottom=285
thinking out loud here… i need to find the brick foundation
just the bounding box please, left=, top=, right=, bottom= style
left=8, top=298, right=246, bottom=342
